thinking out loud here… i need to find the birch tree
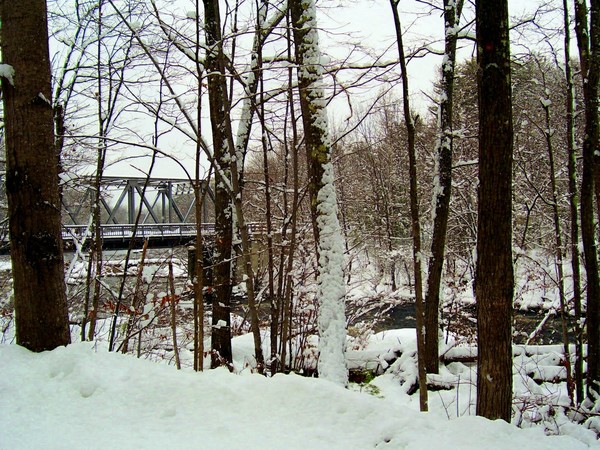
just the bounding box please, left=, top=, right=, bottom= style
left=290, top=0, right=347, bottom=385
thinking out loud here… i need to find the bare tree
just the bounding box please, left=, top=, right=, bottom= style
left=574, top=0, right=600, bottom=401
left=536, top=56, right=574, bottom=404
left=424, top=0, right=464, bottom=375
left=475, top=0, right=514, bottom=421
left=390, top=0, right=428, bottom=412
left=588, top=0, right=600, bottom=403
left=202, top=0, right=235, bottom=368
left=563, top=0, right=584, bottom=404
left=193, top=0, right=206, bottom=373
left=0, top=0, right=71, bottom=351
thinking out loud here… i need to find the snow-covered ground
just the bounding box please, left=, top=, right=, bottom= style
left=1, top=335, right=598, bottom=449
left=1, top=248, right=598, bottom=448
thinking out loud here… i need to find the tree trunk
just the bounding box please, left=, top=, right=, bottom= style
left=193, top=111, right=206, bottom=372
left=260, top=85, right=278, bottom=374
left=290, top=0, right=325, bottom=245
left=539, top=78, right=574, bottom=405
left=0, top=0, right=71, bottom=351
left=193, top=0, right=206, bottom=373
left=475, top=0, right=514, bottom=422
left=204, top=0, right=234, bottom=368
left=390, top=0, right=428, bottom=412
left=290, top=0, right=347, bottom=385
left=574, top=0, right=600, bottom=401
left=589, top=0, right=600, bottom=402
left=563, top=0, right=584, bottom=405
left=278, top=35, right=301, bottom=373
left=88, top=2, right=107, bottom=341
left=168, top=259, right=181, bottom=370
left=424, top=0, right=464, bottom=375
left=202, top=0, right=267, bottom=371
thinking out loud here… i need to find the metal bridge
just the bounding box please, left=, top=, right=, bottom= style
left=63, top=176, right=212, bottom=223
left=60, top=222, right=267, bottom=249
left=0, top=176, right=267, bottom=251
left=58, top=176, right=214, bottom=248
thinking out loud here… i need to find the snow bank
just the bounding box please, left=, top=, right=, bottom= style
left=0, top=343, right=594, bottom=449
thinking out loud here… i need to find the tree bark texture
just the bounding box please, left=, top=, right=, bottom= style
left=290, top=0, right=326, bottom=244
left=424, top=0, right=463, bottom=375
left=204, top=0, right=233, bottom=368
left=563, top=0, right=584, bottom=404
left=0, top=0, right=71, bottom=351
left=575, top=0, right=600, bottom=400
left=475, top=0, right=514, bottom=422
left=588, top=0, right=600, bottom=401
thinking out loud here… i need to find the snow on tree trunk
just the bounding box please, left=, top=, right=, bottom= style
left=316, top=162, right=347, bottom=385
left=290, top=0, right=347, bottom=385
left=424, top=0, right=463, bottom=375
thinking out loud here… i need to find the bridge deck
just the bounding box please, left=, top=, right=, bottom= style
left=0, top=223, right=267, bottom=252
left=61, top=222, right=266, bottom=245
left=62, top=223, right=208, bottom=241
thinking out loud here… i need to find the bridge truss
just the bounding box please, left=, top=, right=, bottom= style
left=59, top=176, right=215, bottom=247
left=62, top=176, right=214, bottom=226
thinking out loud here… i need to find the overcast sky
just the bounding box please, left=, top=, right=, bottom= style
left=65, top=0, right=560, bottom=179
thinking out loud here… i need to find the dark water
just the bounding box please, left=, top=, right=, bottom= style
left=377, top=302, right=580, bottom=345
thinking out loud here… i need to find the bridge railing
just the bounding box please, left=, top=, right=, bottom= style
left=61, top=223, right=210, bottom=241
left=60, top=222, right=267, bottom=242
left=0, top=222, right=267, bottom=243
